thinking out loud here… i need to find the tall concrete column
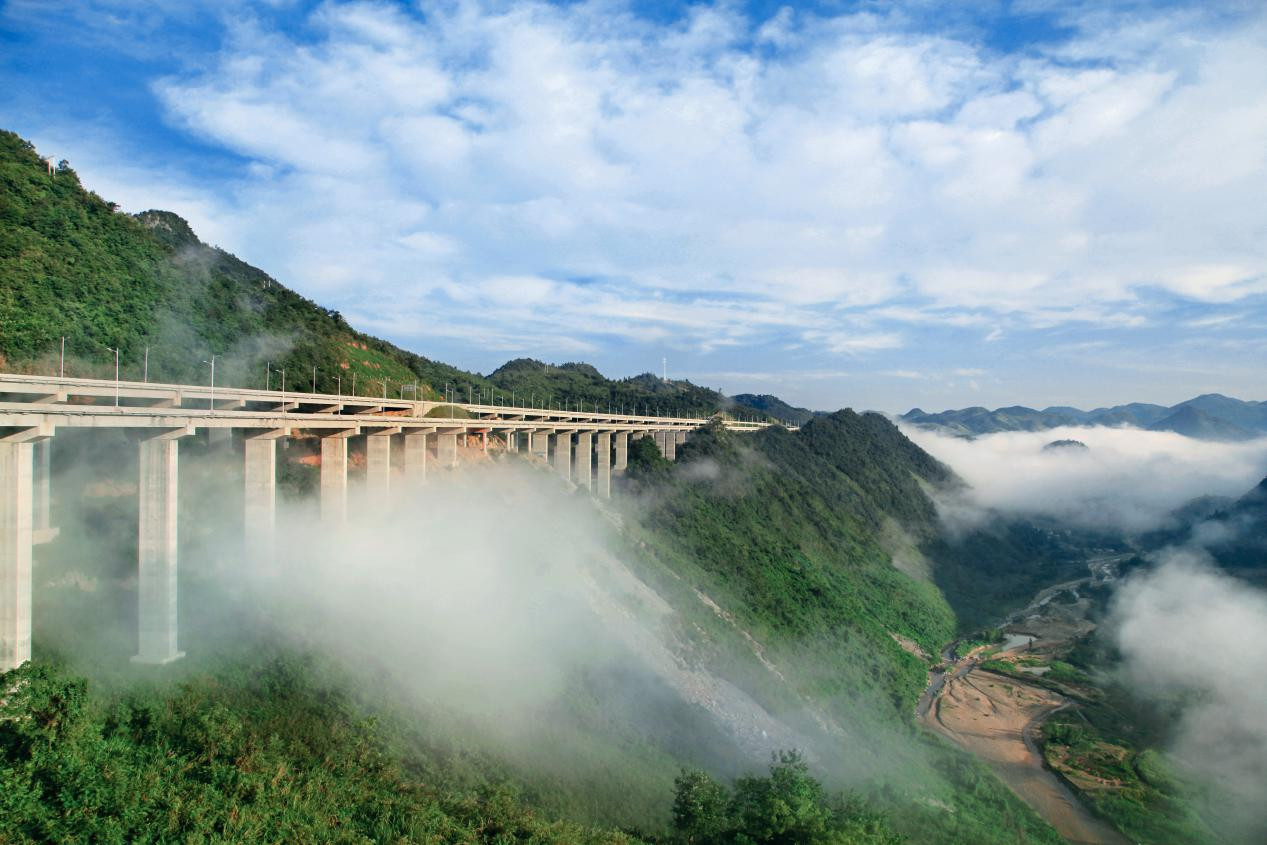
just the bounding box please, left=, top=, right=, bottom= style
left=676, top=430, right=687, bottom=449
left=0, top=441, right=34, bottom=671
left=404, top=432, right=428, bottom=483
left=595, top=432, right=611, bottom=499
left=321, top=435, right=349, bottom=524
left=505, top=431, right=519, bottom=453
left=531, top=431, right=550, bottom=461
left=654, top=430, right=669, bottom=458
left=33, top=439, right=50, bottom=536
left=552, top=432, right=572, bottom=481
left=366, top=434, right=392, bottom=495
left=574, top=432, right=592, bottom=491
left=436, top=432, right=458, bottom=469
left=614, top=432, right=628, bottom=474
left=244, top=436, right=277, bottom=563
left=665, top=431, right=676, bottom=461
left=135, top=435, right=185, bottom=664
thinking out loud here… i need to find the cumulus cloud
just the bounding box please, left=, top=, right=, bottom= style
left=903, top=424, right=1267, bottom=532
left=11, top=0, right=1267, bottom=401
left=1110, top=551, right=1267, bottom=841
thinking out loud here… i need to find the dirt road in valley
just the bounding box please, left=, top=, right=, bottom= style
left=922, top=666, right=1129, bottom=845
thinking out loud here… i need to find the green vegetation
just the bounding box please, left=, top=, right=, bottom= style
left=0, top=129, right=773, bottom=419
left=670, top=753, right=903, bottom=845
left=0, top=659, right=635, bottom=845
left=0, top=125, right=1113, bottom=844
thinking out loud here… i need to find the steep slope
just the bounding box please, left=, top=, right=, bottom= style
left=729, top=394, right=821, bottom=426
left=1146, top=404, right=1254, bottom=440
left=0, top=129, right=790, bottom=418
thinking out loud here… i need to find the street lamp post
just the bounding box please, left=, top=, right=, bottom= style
left=143, top=346, right=149, bottom=383
left=106, top=346, right=120, bottom=406
left=202, top=355, right=217, bottom=415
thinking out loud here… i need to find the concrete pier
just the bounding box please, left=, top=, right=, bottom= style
left=614, top=432, right=628, bottom=475
left=366, top=433, right=392, bottom=494
left=505, top=431, right=519, bottom=453
left=134, top=435, right=184, bottom=664
left=243, top=435, right=277, bottom=562
left=531, top=431, right=550, bottom=461
left=403, top=432, right=428, bottom=482
left=665, top=431, right=676, bottom=461
left=676, top=430, right=687, bottom=449
left=595, top=432, right=611, bottom=499
left=552, top=432, right=572, bottom=481
left=654, top=430, right=668, bottom=458
left=436, top=432, right=458, bottom=469
left=0, top=441, right=34, bottom=671
left=32, top=439, right=52, bottom=543
left=574, top=432, right=592, bottom=490
left=320, top=435, right=349, bottom=524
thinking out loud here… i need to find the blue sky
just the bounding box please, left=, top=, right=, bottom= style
left=3, top=0, right=1266, bottom=412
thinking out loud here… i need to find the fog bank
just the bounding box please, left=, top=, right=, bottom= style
left=902, top=424, right=1267, bottom=532
left=1109, top=551, right=1267, bottom=841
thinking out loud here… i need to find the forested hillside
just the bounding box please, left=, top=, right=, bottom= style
left=0, top=126, right=1079, bottom=844
left=0, top=129, right=770, bottom=418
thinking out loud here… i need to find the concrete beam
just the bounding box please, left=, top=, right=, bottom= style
left=366, top=433, right=392, bottom=495
left=134, top=435, right=186, bottom=664
left=244, top=435, right=277, bottom=564
left=552, top=432, right=572, bottom=481
left=595, top=432, right=611, bottom=499
left=574, top=432, right=592, bottom=491
left=614, top=432, right=628, bottom=475
left=0, top=441, right=34, bottom=671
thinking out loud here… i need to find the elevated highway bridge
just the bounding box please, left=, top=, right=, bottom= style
left=0, top=373, right=790, bottom=670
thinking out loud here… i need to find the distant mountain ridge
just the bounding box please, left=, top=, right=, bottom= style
left=902, top=394, right=1267, bottom=440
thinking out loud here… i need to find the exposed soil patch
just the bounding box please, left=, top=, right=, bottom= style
left=923, top=669, right=1129, bottom=845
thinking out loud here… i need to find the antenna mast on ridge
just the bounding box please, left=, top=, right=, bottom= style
left=662, top=356, right=667, bottom=383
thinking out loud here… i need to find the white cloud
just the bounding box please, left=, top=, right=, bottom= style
left=906, top=424, right=1267, bottom=533
left=39, top=0, right=1267, bottom=369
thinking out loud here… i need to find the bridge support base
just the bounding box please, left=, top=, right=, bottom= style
left=366, top=434, right=391, bottom=494
left=0, top=442, right=34, bottom=672
left=595, top=432, right=611, bottom=499
left=614, top=432, right=628, bottom=475
left=244, top=437, right=277, bottom=562
left=320, top=436, right=348, bottom=524
left=134, top=437, right=184, bottom=665
left=552, top=433, right=572, bottom=481
left=404, top=432, right=428, bottom=483
left=574, top=432, right=592, bottom=491
left=436, top=433, right=458, bottom=469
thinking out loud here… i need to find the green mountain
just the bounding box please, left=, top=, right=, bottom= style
left=902, top=395, right=1267, bottom=440
left=0, top=127, right=1103, bottom=844
left=729, top=393, right=821, bottom=426
left=0, top=129, right=777, bottom=419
